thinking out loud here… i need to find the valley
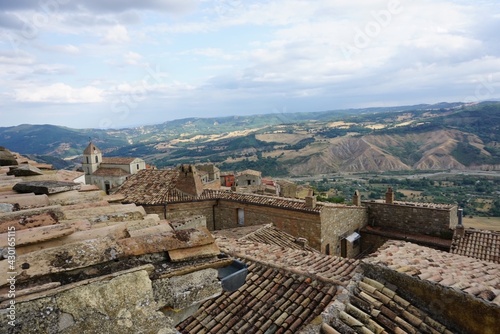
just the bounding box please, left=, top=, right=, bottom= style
left=1, top=101, right=499, bottom=218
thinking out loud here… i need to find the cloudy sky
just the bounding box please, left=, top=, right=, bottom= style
left=0, top=0, right=499, bottom=129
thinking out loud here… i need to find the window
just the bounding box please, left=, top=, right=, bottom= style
left=237, top=208, right=244, bottom=226
left=137, top=164, right=140, bottom=170
left=95, top=155, right=98, bottom=163
left=247, top=180, right=251, bottom=186
left=86, top=157, right=89, bottom=164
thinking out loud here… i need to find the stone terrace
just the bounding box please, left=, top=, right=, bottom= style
left=451, top=228, right=500, bottom=264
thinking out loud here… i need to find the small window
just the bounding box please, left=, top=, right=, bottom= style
left=237, top=208, right=244, bottom=226
left=86, top=157, right=89, bottom=164
left=95, top=155, right=98, bottom=163
left=137, top=164, right=139, bottom=170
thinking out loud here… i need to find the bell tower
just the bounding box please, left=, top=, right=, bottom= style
left=82, top=142, right=102, bottom=183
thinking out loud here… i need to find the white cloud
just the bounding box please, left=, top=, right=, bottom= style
left=102, top=25, right=130, bottom=44
left=1, top=0, right=500, bottom=127
left=15, top=83, right=103, bottom=103
left=123, top=51, right=143, bottom=65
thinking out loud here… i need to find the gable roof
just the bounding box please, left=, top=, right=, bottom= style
left=92, top=167, right=129, bottom=177
left=450, top=228, right=500, bottom=264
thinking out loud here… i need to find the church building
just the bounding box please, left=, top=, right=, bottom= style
left=82, top=142, right=146, bottom=193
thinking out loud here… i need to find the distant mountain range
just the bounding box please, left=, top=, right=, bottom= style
left=1, top=101, right=499, bottom=176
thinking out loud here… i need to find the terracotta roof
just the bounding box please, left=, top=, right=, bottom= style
left=450, top=228, right=500, bottom=264
left=114, top=169, right=179, bottom=205
left=239, top=224, right=319, bottom=252
left=102, top=157, right=139, bottom=165
left=327, top=276, right=453, bottom=333
left=217, top=238, right=359, bottom=284
left=83, top=142, right=101, bottom=155
left=363, top=240, right=500, bottom=306
left=116, top=169, right=325, bottom=212
left=177, top=259, right=338, bottom=334
left=92, top=167, right=130, bottom=177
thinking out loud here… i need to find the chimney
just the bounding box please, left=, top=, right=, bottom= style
left=385, top=187, right=394, bottom=204
left=455, top=208, right=465, bottom=237
left=457, top=208, right=463, bottom=226
left=305, top=189, right=316, bottom=209
left=352, top=190, right=361, bottom=206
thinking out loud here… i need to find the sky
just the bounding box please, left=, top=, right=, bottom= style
left=0, top=0, right=499, bottom=129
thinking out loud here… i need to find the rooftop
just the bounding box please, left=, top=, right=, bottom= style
left=0, top=160, right=229, bottom=333
left=238, top=224, right=318, bottom=252
left=451, top=228, right=500, bottom=264
left=92, top=167, right=130, bottom=177
left=83, top=142, right=101, bottom=155
left=102, top=156, right=140, bottom=165
left=177, top=259, right=337, bottom=334
left=363, top=240, right=500, bottom=306
left=115, top=169, right=327, bottom=212
left=326, top=276, right=454, bottom=333
left=237, top=169, right=262, bottom=177
left=217, top=238, right=359, bottom=284
left=364, top=199, right=456, bottom=210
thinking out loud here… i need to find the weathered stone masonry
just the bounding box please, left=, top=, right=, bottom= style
left=364, top=201, right=457, bottom=237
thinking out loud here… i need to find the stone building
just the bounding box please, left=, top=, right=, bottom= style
left=220, top=172, right=235, bottom=187
left=82, top=142, right=146, bottom=193
left=114, top=166, right=367, bottom=257
left=360, top=188, right=458, bottom=253
left=236, top=169, right=262, bottom=186
left=196, top=163, right=221, bottom=189
left=276, top=179, right=298, bottom=198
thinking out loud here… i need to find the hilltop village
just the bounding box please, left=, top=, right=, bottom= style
left=0, top=144, right=499, bottom=334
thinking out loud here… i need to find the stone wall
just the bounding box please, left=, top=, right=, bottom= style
left=214, top=200, right=322, bottom=250
left=143, top=202, right=217, bottom=230
left=168, top=201, right=217, bottom=230
left=364, top=202, right=456, bottom=238
left=362, top=262, right=500, bottom=334
left=320, top=206, right=367, bottom=257
left=360, top=231, right=391, bottom=256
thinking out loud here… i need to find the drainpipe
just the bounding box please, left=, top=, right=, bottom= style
left=212, top=199, right=219, bottom=231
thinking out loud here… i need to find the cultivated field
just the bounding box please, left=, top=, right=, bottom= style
left=463, top=216, right=500, bottom=231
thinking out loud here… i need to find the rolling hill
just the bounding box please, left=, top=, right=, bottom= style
left=1, top=102, right=499, bottom=176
